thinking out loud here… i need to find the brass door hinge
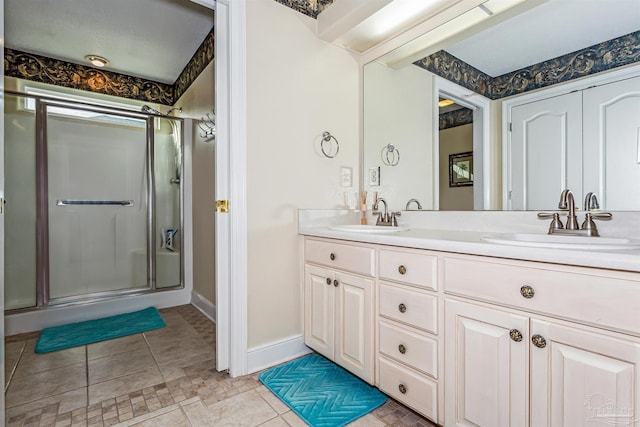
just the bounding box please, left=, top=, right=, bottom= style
left=216, top=199, right=229, bottom=213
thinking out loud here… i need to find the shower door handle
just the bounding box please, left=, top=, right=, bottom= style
left=56, top=199, right=134, bottom=207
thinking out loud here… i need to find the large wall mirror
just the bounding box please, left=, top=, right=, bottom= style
left=362, top=0, right=640, bottom=212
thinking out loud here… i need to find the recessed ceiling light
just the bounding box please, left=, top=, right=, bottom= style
left=85, top=55, right=109, bottom=68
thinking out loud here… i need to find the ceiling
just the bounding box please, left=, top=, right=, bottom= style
left=444, top=0, right=640, bottom=77
left=5, top=0, right=214, bottom=84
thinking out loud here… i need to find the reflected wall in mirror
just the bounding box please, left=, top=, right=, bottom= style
left=362, top=0, right=640, bottom=211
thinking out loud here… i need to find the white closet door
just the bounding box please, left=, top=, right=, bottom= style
left=509, top=92, right=582, bottom=210
left=583, top=76, right=640, bottom=210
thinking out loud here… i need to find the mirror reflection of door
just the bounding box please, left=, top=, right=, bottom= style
left=439, top=98, right=474, bottom=210
left=508, top=75, right=640, bottom=211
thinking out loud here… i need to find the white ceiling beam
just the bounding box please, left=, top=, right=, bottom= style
left=190, top=0, right=216, bottom=10
left=317, top=0, right=393, bottom=43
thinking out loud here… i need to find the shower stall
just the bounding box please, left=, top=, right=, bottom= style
left=4, top=92, right=184, bottom=311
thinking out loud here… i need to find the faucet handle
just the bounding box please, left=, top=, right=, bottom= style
left=537, top=212, right=564, bottom=234
left=581, top=212, right=612, bottom=237
left=390, top=211, right=401, bottom=227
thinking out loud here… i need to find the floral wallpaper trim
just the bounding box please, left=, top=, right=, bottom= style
left=416, top=30, right=640, bottom=100
left=272, top=0, right=335, bottom=18
left=5, top=48, right=174, bottom=105
left=5, top=27, right=215, bottom=106
left=174, top=28, right=215, bottom=102
left=439, top=108, right=473, bottom=130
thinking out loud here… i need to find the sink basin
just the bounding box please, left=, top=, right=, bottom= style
left=482, top=233, right=640, bottom=250
left=329, top=224, right=409, bottom=234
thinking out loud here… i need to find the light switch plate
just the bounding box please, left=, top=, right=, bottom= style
left=340, top=166, right=353, bottom=187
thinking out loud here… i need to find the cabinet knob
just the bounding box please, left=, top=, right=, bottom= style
left=333, top=279, right=339, bottom=287
left=398, top=303, right=407, bottom=313
left=398, top=384, right=407, bottom=394
left=509, top=329, right=523, bottom=342
left=329, top=253, right=336, bottom=261
left=326, top=278, right=331, bottom=285
left=520, top=285, right=535, bottom=299
left=398, top=344, right=406, bottom=354
left=531, top=334, right=547, bottom=348
left=398, top=265, right=407, bottom=275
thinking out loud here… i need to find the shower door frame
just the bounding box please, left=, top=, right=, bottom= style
left=6, top=90, right=185, bottom=310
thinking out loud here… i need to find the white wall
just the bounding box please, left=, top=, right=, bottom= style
left=245, top=0, right=359, bottom=348
left=439, top=123, right=473, bottom=210
left=174, top=61, right=216, bottom=305
left=363, top=61, right=434, bottom=211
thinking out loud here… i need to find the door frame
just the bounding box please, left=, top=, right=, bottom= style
left=433, top=76, right=491, bottom=210
left=213, top=0, right=249, bottom=376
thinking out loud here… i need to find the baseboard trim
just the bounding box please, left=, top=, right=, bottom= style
left=247, top=334, right=312, bottom=374
left=190, top=290, right=216, bottom=323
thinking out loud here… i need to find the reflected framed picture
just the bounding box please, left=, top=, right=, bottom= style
left=449, top=151, right=473, bottom=187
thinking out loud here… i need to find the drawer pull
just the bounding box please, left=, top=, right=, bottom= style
left=520, top=285, right=535, bottom=299
left=398, top=384, right=407, bottom=394
left=333, top=279, right=339, bottom=287
left=326, top=278, right=331, bottom=285
left=398, top=344, right=406, bottom=354
left=532, top=334, right=547, bottom=349
left=398, top=265, right=407, bottom=275
left=509, top=329, right=523, bottom=342
left=330, top=253, right=336, bottom=261
left=398, top=303, right=407, bottom=313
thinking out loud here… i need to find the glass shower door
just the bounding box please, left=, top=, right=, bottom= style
left=46, top=106, right=149, bottom=300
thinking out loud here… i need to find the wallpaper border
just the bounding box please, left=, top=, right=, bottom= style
left=417, top=30, right=640, bottom=100
left=4, top=27, right=215, bottom=106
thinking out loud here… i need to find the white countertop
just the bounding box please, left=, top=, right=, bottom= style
left=299, top=225, right=640, bottom=273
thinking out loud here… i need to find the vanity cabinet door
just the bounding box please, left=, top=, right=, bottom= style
left=334, top=271, right=374, bottom=383
left=304, top=264, right=334, bottom=360
left=445, top=299, right=529, bottom=427
left=304, top=264, right=374, bottom=383
left=530, top=319, right=640, bottom=427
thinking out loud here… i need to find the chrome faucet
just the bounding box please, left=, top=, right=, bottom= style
left=584, top=192, right=600, bottom=211
left=558, top=189, right=579, bottom=230
left=405, top=198, right=422, bottom=211
left=538, top=189, right=612, bottom=237
left=373, top=197, right=401, bottom=226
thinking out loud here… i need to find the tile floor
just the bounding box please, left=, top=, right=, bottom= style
left=5, top=304, right=438, bottom=427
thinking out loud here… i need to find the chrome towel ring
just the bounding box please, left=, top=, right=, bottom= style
left=321, top=131, right=339, bottom=158
left=381, top=144, right=400, bottom=166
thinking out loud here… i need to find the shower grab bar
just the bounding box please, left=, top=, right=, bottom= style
left=56, top=199, right=134, bottom=207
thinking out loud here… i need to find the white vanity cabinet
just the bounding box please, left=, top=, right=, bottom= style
left=303, top=238, right=375, bottom=383
left=376, top=248, right=440, bottom=422
left=443, top=254, right=640, bottom=427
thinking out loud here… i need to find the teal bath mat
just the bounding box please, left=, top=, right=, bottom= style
left=259, top=354, right=386, bottom=427
left=35, top=307, right=165, bottom=353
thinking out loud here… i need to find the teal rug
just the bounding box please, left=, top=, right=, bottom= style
left=259, top=354, right=387, bottom=427
left=35, top=307, right=165, bottom=353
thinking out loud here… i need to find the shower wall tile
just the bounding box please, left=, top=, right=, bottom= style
left=272, top=0, right=335, bottom=18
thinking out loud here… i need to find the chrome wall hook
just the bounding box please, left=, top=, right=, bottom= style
left=198, top=111, right=216, bottom=142
left=381, top=144, right=400, bottom=166
left=321, top=131, right=339, bottom=158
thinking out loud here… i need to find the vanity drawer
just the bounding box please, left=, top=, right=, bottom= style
left=304, top=239, right=375, bottom=277
left=379, top=320, right=437, bottom=378
left=379, top=283, right=437, bottom=334
left=443, top=255, right=640, bottom=335
left=379, top=249, right=437, bottom=290
left=379, top=356, right=438, bottom=421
